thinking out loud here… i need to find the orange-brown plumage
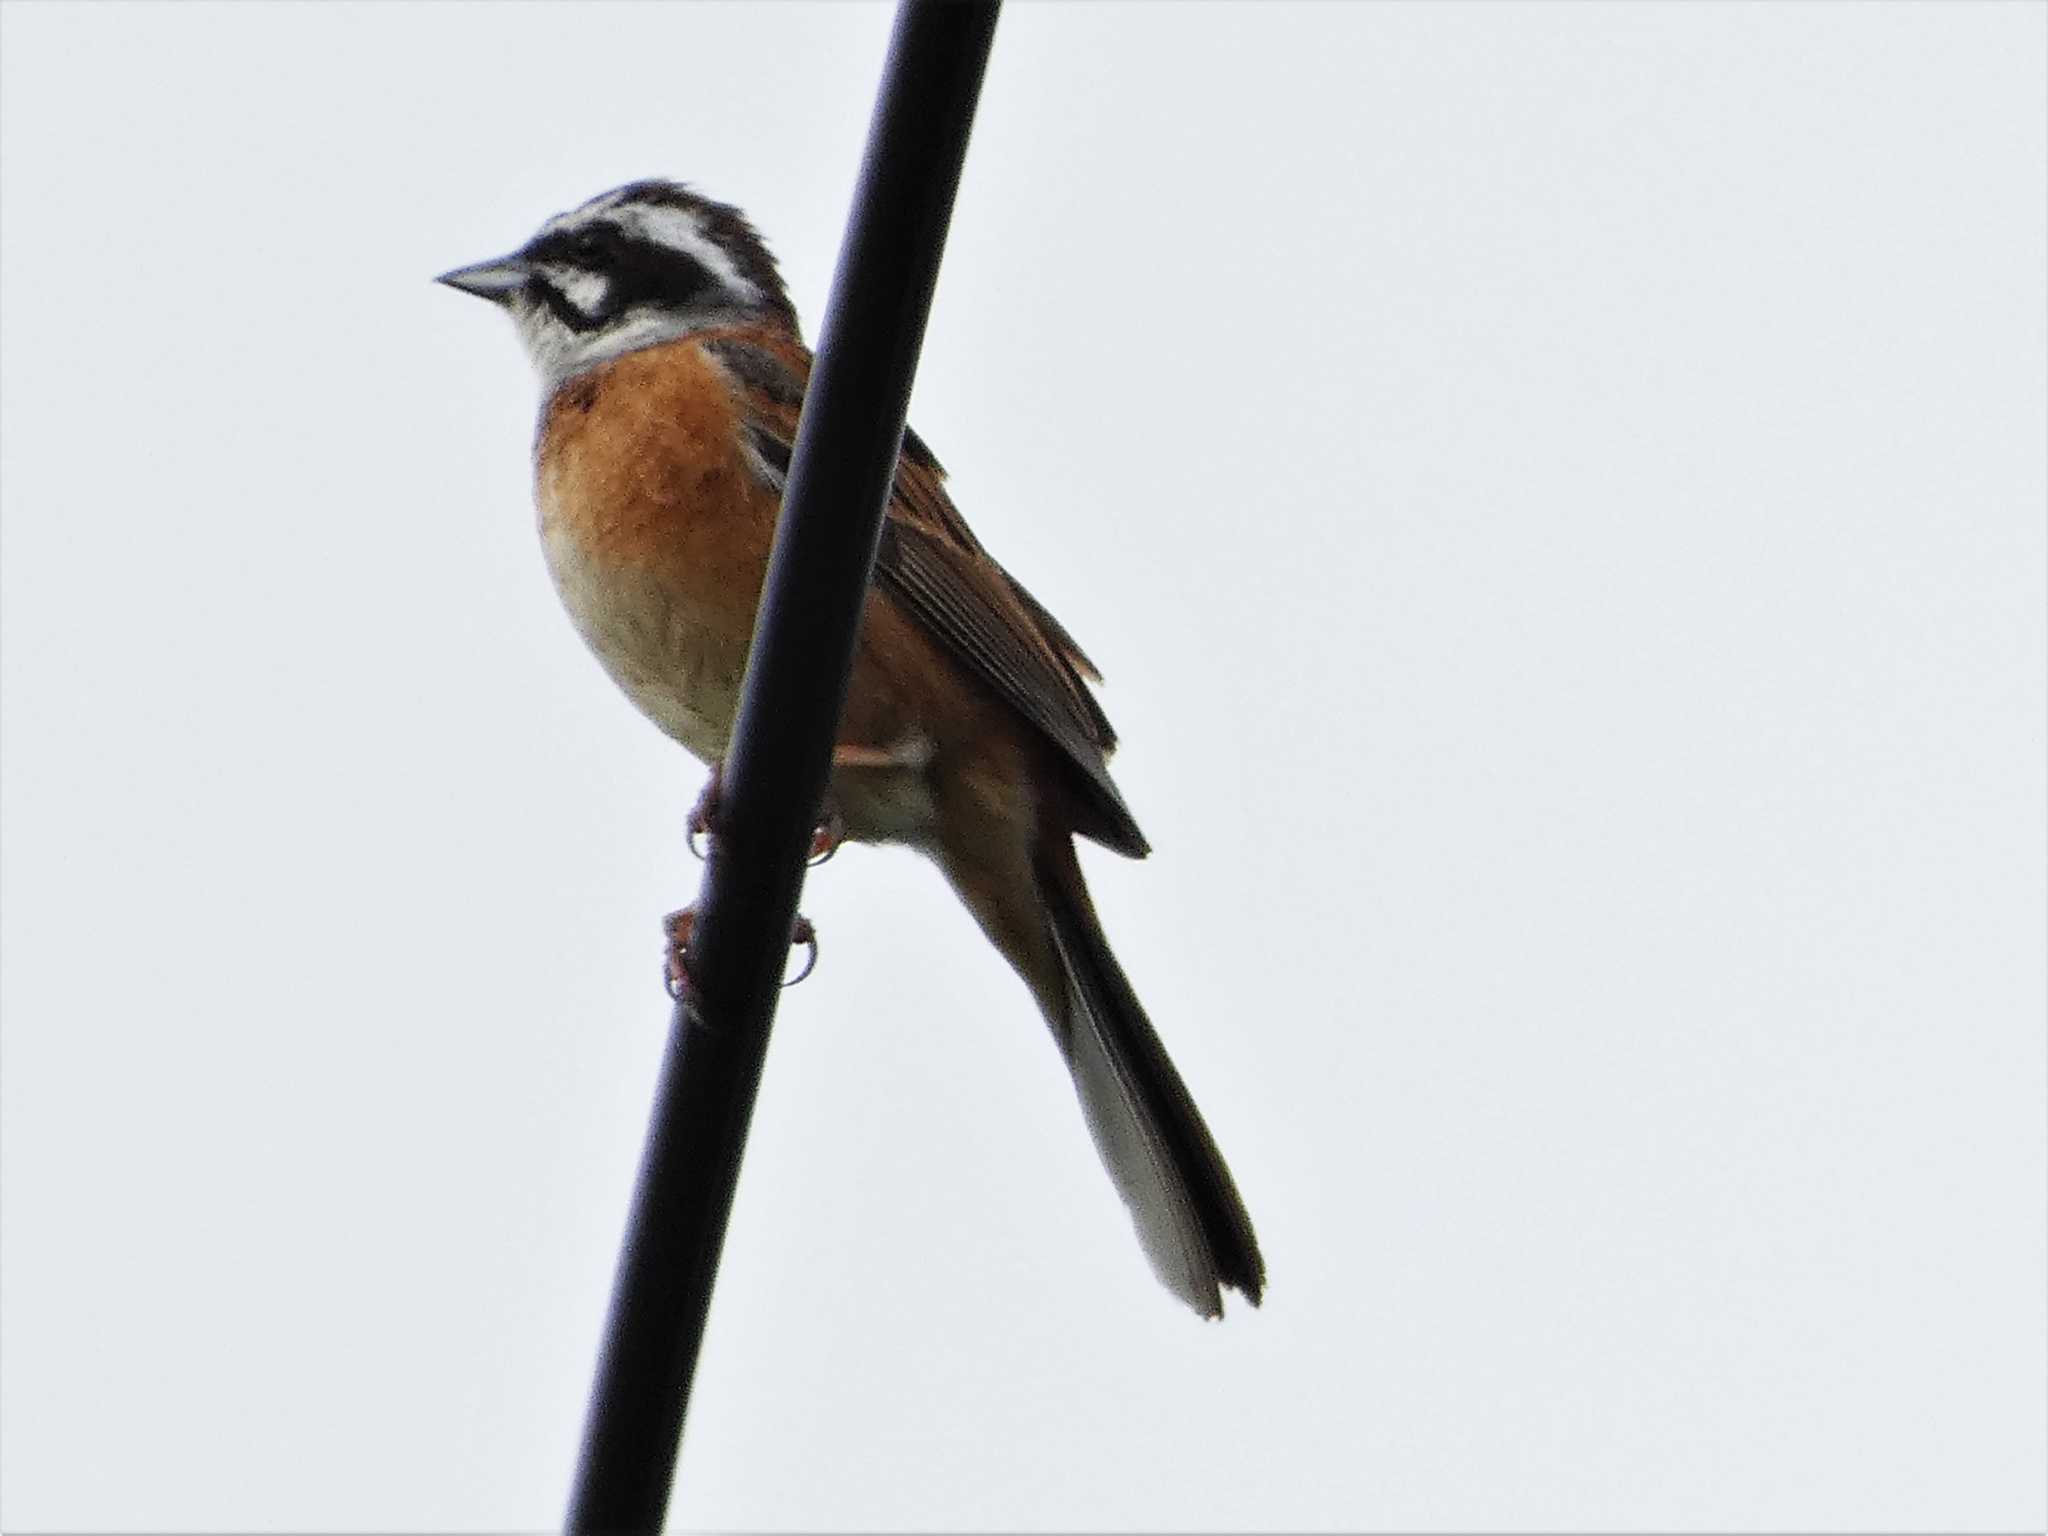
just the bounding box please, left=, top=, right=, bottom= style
left=535, top=326, right=1110, bottom=860
left=444, top=180, right=1263, bottom=1316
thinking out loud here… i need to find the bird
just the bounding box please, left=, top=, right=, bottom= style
left=439, top=179, right=1263, bottom=1317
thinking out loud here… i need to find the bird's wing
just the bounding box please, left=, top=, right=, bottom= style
left=702, top=330, right=1147, bottom=856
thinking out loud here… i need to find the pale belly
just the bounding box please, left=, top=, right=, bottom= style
left=537, top=514, right=942, bottom=847
left=539, top=516, right=742, bottom=765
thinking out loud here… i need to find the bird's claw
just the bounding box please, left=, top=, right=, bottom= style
left=785, top=915, right=819, bottom=986
left=685, top=765, right=725, bottom=863
left=807, top=807, right=845, bottom=867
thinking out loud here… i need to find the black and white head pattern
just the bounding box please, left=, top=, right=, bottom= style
left=478, top=181, right=796, bottom=391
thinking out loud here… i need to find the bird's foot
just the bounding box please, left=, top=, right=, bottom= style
left=662, top=906, right=698, bottom=1000
left=685, top=761, right=843, bottom=868
left=663, top=907, right=819, bottom=1001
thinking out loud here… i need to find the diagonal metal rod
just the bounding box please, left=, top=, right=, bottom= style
left=563, top=4, right=1000, bottom=1532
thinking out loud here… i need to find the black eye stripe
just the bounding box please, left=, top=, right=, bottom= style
left=526, top=182, right=799, bottom=333
left=523, top=229, right=591, bottom=266
left=523, top=227, right=716, bottom=322
left=610, top=237, right=710, bottom=304
left=520, top=225, right=729, bottom=335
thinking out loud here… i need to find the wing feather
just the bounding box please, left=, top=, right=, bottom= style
left=701, top=330, right=1146, bottom=856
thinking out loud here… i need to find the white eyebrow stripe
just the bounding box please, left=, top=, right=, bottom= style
left=533, top=199, right=759, bottom=308
left=606, top=204, right=757, bottom=302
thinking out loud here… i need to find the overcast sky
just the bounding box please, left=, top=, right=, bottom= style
left=2, top=3, right=2043, bottom=1531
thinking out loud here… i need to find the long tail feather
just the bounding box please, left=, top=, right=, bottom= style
left=1033, top=836, right=1265, bottom=1317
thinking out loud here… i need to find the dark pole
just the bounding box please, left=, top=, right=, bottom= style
left=563, top=4, right=1000, bottom=1532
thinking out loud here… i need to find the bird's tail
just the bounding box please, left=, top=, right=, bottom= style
left=1030, top=835, right=1265, bottom=1317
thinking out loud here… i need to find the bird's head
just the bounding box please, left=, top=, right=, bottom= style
left=438, top=179, right=795, bottom=390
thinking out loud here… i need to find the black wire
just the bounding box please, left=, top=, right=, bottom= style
left=563, top=5, right=1001, bottom=1532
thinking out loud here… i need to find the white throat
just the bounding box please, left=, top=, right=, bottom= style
left=513, top=302, right=704, bottom=394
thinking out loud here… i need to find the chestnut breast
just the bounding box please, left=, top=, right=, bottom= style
left=533, top=338, right=778, bottom=764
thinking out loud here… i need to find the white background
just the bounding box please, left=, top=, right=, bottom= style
left=3, top=3, right=2043, bottom=1531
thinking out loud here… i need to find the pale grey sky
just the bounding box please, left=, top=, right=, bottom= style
left=2, top=3, right=2043, bottom=1531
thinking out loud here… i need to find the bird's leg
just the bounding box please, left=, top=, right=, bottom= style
left=664, top=907, right=819, bottom=1001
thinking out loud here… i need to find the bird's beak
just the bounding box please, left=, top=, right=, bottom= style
left=434, top=254, right=531, bottom=305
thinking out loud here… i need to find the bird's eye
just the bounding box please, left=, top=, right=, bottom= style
left=570, top=230, right=607, bottom=262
